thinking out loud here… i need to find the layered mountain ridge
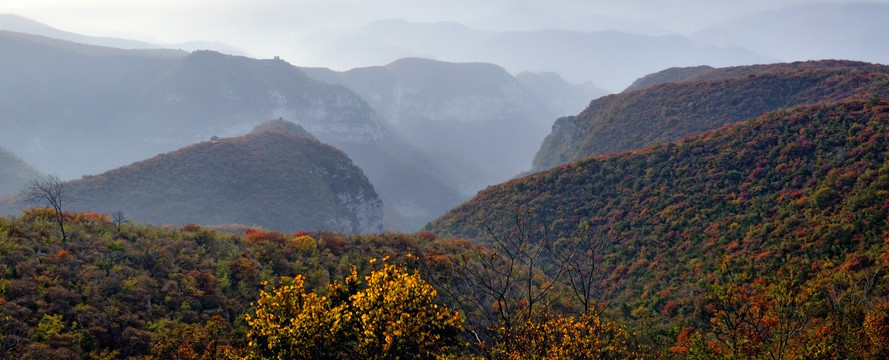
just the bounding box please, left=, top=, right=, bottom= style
left=0, top=30, right=478, bottom=231
left=303, top=57, right=605, bottom=186
left=532, top=60, right=889, bottom=172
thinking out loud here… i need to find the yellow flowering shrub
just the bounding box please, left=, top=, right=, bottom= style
left=246, top=264, right=464, bottom=360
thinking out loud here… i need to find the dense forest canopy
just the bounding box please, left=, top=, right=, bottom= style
left=428, top=100, right=889, bottom=355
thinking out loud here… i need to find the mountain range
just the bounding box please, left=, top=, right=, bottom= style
left=0, top=30, right=453, bottom=231
left=299, top=19, right=773, bottom=92
left=0, top=22, right=607, bottom=231
left=2, top=8, right=889, bottom=357
left=302, top=58, right=606, bottom=185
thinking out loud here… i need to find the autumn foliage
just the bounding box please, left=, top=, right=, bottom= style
left=492, top=311, right=642, bottom=359
left=245, top=263, right=464, bottom=359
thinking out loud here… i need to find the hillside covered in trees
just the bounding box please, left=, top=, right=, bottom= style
left=532, top=60, right=889, bottom=171
left=2, top=85, right=889, bottom=358
left=428, top=100, right=889, bottom=356
left=0, top=209, right=484, bottom=358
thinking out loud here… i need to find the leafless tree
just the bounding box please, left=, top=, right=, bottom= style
left=553, top=226, right=625, bottom=315
left=24, top=175, right=70, bottom=242
left=112, top=210, right=129, bottom=232
left=420, top=212, right=629, bottom=359
left=424, top=211, right=572, bottom=356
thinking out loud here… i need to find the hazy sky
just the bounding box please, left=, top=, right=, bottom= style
left=2, top=0, right=886, bottom=64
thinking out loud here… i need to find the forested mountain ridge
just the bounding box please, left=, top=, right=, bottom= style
left=532, top=60, right=889, bottom=171
left=0, top=146, right=42, bottom=196
left=1, top=126, right=383, bottom=233
left=427, top=100, right=889, bottom=340
left=623, top=59, right=889, bottom=92
left=3, top=101, right=889, bottom=357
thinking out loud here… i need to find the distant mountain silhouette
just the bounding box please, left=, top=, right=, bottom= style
left=0, top=14, right=244, bottom=55
left=0, top=146, right=42, bottom=196
left=299, top=19, right=773, bottom=91
left=303, top=58, right=606, bottom=187
left=0, top=30, right=466, bottom=231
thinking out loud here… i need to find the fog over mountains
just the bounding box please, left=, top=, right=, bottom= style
left=0, top=23, right=600, bottom=231
left=1, top=1, right=888, bottom=231
left=6, top=2, right=889, bottom=92
left=299, top=19, right=772, bottom=92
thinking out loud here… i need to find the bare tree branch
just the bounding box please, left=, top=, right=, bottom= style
left=23, top=174, right=71, bottom=242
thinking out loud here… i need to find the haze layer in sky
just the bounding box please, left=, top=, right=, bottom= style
left=3, top=0, right=878, bottom=59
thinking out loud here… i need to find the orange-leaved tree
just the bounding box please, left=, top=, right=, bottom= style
left=246, top=263, right=464, bottom=360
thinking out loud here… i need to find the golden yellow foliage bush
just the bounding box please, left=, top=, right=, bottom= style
left=246, top=264, right=463, bottom=360
left=492, top=312, right=642, bottom=360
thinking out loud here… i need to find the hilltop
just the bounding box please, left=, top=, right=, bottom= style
left=532, top=60, right=889, bottom=171
left=623, top=60, right=889, bottom=92
left=2, top=126, right=383, bottom=233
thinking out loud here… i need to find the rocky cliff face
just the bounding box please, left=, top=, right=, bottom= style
left=123, top=51, right=386, bottom=150
left=334, top=190, right=384, bottom=234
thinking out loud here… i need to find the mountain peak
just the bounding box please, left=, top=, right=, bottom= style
left=250, top=118, right=315, bottom=139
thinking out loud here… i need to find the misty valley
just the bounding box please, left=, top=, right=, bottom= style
left=2, top=6, right=889, bottom=359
